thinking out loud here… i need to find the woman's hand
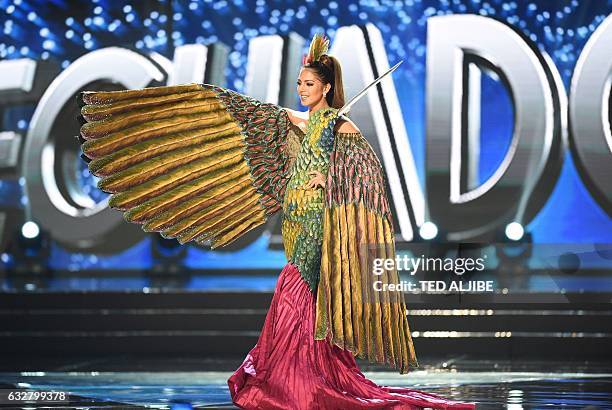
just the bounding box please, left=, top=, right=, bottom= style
left=304, top=170, right=326, bottom=189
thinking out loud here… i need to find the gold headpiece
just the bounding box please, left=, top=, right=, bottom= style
left=302, top=33, right=329, bottom=65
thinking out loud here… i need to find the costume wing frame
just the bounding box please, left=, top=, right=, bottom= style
left=78, top=83, right=295, bottom=248
left=315, top=130, right=418, bottom=373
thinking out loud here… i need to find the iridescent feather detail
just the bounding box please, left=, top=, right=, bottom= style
left=282, top=107, right=337, bottom=290
left=302, top=33, right=330, bottom=65
left=315, top=131, right=419, bottom=374
left=280, top=106, right=418, bottom=374
left=78, top=83, right=294, bottom=249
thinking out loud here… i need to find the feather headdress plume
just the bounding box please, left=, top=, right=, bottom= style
left=302, top=33, right=330, bottom=65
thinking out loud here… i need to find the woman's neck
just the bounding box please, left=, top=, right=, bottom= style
left=308, top=99, right=330, bottom=115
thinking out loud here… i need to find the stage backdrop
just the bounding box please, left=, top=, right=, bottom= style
left=0, top=0, right=610, bottom=290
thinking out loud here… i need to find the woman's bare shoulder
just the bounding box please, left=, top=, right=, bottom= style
left=334, top=115, right=360, bottom=133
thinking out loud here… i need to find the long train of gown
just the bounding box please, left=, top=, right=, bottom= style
left=228, top=262, right=477, bottom=409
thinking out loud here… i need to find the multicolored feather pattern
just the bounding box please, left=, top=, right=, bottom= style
left=303, top=33, right=329, bottom=65
left=78, top=83, right=293, bottom=249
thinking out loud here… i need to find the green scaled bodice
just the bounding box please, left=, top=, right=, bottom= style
left=282, top=107, right=338, bottom=291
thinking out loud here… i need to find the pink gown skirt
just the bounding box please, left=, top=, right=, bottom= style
left=228, top=262, right=477, bottom=409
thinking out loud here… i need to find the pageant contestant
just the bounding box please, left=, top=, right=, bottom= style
left=78, top=34, right=476, bottom=409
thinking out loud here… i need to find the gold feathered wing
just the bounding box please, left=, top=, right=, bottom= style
left=78, top=83, right=300, bottom=248
left=315, top=131, right=419, bottom=373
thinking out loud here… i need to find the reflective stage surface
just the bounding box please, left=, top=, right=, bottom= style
left=0, top=358, right=610, bottom=409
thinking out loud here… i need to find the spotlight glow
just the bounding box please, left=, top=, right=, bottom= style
left=505, top=222, right=524, bottom=241
left=419, top=221, right=438, bottom=240
left=21, top=221, right=40, bottom=239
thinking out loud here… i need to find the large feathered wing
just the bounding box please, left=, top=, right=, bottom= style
left=315, top=131, right=419, bottom=373
left=78, top=83, right=297, bottom=248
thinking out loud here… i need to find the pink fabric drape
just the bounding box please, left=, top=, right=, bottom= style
left=228, top=262, right=477, bottom=409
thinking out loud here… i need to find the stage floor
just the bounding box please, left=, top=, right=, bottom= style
left=0, top=357, right=610, bottom=409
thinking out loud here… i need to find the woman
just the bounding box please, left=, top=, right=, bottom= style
left=78, top=34, right=476, bottom=409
